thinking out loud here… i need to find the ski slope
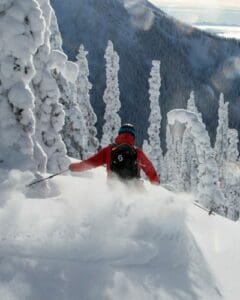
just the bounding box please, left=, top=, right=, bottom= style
left=0, top=168, right=239, bottom=300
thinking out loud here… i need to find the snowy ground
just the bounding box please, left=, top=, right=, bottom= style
left=0, top=168, right=240, bottom=300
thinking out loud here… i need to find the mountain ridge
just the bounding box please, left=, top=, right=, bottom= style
left=51, top=0, right=240, bottom=147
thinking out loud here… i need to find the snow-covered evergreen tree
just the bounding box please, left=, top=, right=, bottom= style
left=142, top=140, right=151, bottom=155
left=221, top=128, right=240, bottom=220
left=164, top=124, right=182, bottom=188
left=76, top=45, right=99, bottom=157
left=101, top=41, right=121, bottom=147
left=214, top=93, right=229, bottom=182
left=164, top=125, right=173, bottom=183
left=180, top=91, right=202, bottom=192
left=56, top=74, right=87, bottom=159
left=49, top=9, right=63, bottom=51
left=0, top=0, right=46, bottom=172
left=187, top=90, right=202, bottom=121
left=181, top=129, right=198, bottom=192
left=32, top=1, right=75, bottom=173
left=227, top=129, right=239, bottom=162
left=145, top=60, right=163, bottom=177
left=224, top=163, right=240, bottom=221
left=48, top=13, right=83, bottom=159
left=167, top=109, right=225, bottom=214
left=142, top=139, right=152, bottom=179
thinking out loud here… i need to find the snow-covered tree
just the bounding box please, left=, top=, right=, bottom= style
left=227, top=129, right=239, bottom=162
left=142, top=139, right=151, bottom=155
left=187, top=90, right=202, bottom=121
left=0, top=0, right=46, bottom=172
left=56, top=74, right=87, bottom=159
left=167, top=109, right=225, bottom=214
left=145, top=60, right=163, bottom=177
left=76, top=45, right=99, bottom=157
left=101, top=41, right=121, bottom=147
left=164, top=124, right=182, bottom=188
left=224, top=163, right=240, bottom=221
left=214, top=93, right=229, bottom=181
left=181, top=129, right=198, bottom=192
left=225, top=182, right=240, bottom=221
left=49, top=9, right=63, bottom=51
left=142, top=139, right=152, bottom=179
left=222, top=129, right=240, bottom=220
left=48, top=14, right=84, bottom=159
left=180, top=91, right=202, bottom=192
left=165, top=124, right=177, bottom=185
left=32, top=2, right=76, bottom=173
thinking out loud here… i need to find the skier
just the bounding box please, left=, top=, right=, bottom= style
left=69, top=124, right=160, bottom=185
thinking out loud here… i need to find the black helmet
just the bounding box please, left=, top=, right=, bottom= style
left=118, top=123, right=135, bottom=138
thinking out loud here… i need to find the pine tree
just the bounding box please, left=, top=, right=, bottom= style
left=164, top=124, right=176, bottom=186
left=142, top=140, right=151, bottom=156
left=224, top=178, right=240, bottom=221
left=146, top=60, right=163, bottom=177
left=142, top=139, right=152, bottom=180
left=181, top=129, right=198, bottom=192
left=223, top=128, right=240, bottom=220
left=101, top=41, right=121, bottom=147
left=56, top=74, right=87, bottom=159
left=214, top=93, right=229, bottom=182
left=180, top=91, right=201, bottom=191
left=48, top=13, right=84, bottom=159
left=165, top=120, right=186, bottom=190
left=76, top=45, right=99, bottom=157
left=187, top=90, right=202, bottom=121
left=0, top=0, right=46, bottom=172
left=49, top=9, right=63, bottom=51
left=227, top=129, right=239, bottom=162
left=32, top=1, right=71, bottom=173
left=167, top=109, right=225, bottom=214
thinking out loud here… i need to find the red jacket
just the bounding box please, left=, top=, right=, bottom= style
left=69, top=133, right=160, bottom=184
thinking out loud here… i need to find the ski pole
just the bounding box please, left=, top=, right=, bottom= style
left=194, top=202, right=215, bottom=216
left=26, top=169, right=69, bottom=188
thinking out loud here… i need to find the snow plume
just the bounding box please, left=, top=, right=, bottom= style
left=124, top=0, right=155, bottom=31
left=0, top=169, right=220, bottom=300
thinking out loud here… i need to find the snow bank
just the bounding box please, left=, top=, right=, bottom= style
left=0, top=169, right=222, bottom=300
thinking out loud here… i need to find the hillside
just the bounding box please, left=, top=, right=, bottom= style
left=51, top=0, right=240, bottom=146
left=0, top=168, right=239, bottom=299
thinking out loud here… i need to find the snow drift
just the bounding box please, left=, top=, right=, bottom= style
left=0, top=168, right=225, bottom=300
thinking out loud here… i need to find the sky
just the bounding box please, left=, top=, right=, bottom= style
left=150, top=0, right=240, bottom=9
left=149, top=0, right=240, bottom=25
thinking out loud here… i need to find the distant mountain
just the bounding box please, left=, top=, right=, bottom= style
left=159, top=6, right=240, bottom=27
left=51, top=0, right=240, bottom=147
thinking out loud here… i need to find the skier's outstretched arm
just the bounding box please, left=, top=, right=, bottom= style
left=137, top=150, right=160, bottom=185
left=69, top=148, right=107, bottom=172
